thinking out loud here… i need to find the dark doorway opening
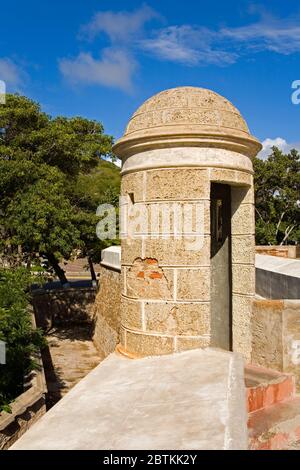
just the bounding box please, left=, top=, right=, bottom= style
left=210, top=183, right=232, bottom=350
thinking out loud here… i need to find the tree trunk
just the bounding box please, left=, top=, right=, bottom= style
left=88, top=256, right=97, bottom=284
left=46, top=253, right=69, bottom=285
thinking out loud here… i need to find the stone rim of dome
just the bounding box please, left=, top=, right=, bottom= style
left=113, top=130, right=262, bottom=161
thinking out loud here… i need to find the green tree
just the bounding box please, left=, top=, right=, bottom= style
left=70, top=160, right=121, bottom=282
left=254, top=147, right=300, bottom=245
left=0, top=94, right=119, bottom=283
left=0, top=268, right=45, bottom=412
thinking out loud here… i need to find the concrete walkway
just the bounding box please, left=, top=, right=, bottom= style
left=11, top=348, right=247, bottom=450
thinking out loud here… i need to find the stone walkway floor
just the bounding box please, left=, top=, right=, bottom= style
left=42, top=325, right=103, bottom=408
left=12, top=349, right=247, bottom=450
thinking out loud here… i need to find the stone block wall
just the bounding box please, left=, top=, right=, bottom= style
left=230, top=182, right=255, bottom=361
left=93, top=262, right=121, bottom=357
left=251, top=298, right=300, bottom=390
left=32, top=287, right=96, bottom=330
left=256, top=246, right=300, bottom=259
left=121, top=167, right=211, bottom=356
left=120, top=161, right=255, bottom=360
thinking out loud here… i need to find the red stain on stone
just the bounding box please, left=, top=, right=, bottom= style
left=146, top=258, right=157, bottom=265
left=137, top=271, right=145, bottom=278
left=149, top=271, right=163, bottom=279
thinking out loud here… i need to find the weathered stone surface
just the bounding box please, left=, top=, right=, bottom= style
left=255, top=245, right=300, bottom=259
left=251, top=299, right=300, bottom=392
left=125, top=330, right=174, bottom=356
left=144, top=236, right=210, bottom=266
left=93, top=265, right=121, bottom=357
left=232, top=264, right=255, bottom=295
left=93, top=314, right=119, bottom=358
left=176, top=268, right=210, bottom=301
left=232, top=236, right=255, bottom=264
left=251, top=299, right=284, bottom=371
left=131, top=200, right=210, bottom=236
left=210, top=168, right=239, bottom=184
left=125, top=258, right=174, bottom=300
left=121, top=171, right=145, bottom=201
left=283, top=301, right=300, bottom=388
left=176, top=335, right=210, bottom=352
left=146, top=168, right=209, bottom=201
left=211, top=169, right=252, bottom=186
left=232, top=294, right=253, bottom=361
left=121, top=297, right=142, bottom=330
left=125, top=87, right=249, bottom=134
left=94, top=267, right=120, bottom=331
left=231, top=185, right=254, bottom=206
left=121, top=238, right=143, bottom=265
left=121, top=146, right=254, bottom=174
left=231, top=204, right=255, bottom=235
left=145, top=302, right=210, bottom=336
left=234, top=171, right=253, bottom=186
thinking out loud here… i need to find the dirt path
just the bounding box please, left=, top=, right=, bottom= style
left=42, top=325, right=103, bottom=408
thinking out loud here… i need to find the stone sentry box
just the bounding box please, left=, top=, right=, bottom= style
left=113, top=87, right=262, bottom=360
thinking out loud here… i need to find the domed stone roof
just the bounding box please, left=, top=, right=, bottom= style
left=113, top=86, right=261, bottom=158
left=125, top=87, right=249, bottom=137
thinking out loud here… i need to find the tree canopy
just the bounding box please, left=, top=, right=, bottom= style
left=254, top=147, right=300, bottom=245
left=0, top=94, right=120, bottom=283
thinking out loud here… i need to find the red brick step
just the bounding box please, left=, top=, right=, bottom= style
left=245, top=364, right=295, bottom=413
left=248, top=397, right=300, bottom=450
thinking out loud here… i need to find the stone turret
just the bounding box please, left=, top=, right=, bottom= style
left=113, top=86, right=262, bottom=360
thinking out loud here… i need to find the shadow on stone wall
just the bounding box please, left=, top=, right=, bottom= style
left=32, top=286, right=97, bottom=331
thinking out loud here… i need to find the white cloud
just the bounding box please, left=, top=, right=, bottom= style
left=141, top=13, right=300, bottom=66
left=140, top=25, right=237, bottom=66
left=59, top=48, right=136, bottom=92
left=62, top=7, right=300, bottom=92
left=0, top=58, right=24, bottom=89
left=258, top=137, right=300, bottom=159
left=81, top=4, right=159, bottom=43
left=221, top=15, right=300, bottom=55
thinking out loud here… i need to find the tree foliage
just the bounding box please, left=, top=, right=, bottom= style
left=254, top=147, right=300, bottom=245
left=0, top=94, right=120, bottom=282
left=0, top=268, right=45, bottom=412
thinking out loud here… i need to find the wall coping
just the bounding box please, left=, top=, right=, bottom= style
left=256, top=254, right=300, bottom=279
left=101, top=246, right=121, bottom=272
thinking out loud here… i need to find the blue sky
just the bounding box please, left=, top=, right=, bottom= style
left=1, top=0, right=300, bottom=157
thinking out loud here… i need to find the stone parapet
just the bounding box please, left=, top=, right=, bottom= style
left=92, top=247, right=121, bottom=357
left=251, top=298, right=300, bottom=391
